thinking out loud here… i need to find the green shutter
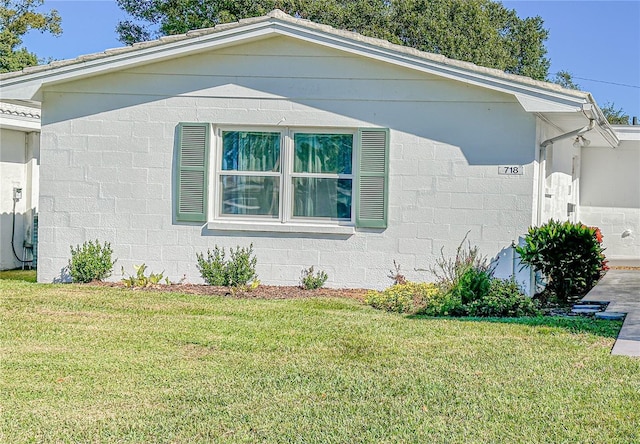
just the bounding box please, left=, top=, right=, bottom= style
left=356, top=128, right=389, bottom=229
left=175, top=123, right=210, bottom=222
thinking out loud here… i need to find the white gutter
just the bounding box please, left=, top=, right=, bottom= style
left=582, top=103, right=620, bottom=148
left=536, top=119, right=595, bottom=226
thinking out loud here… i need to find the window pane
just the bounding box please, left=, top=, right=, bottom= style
left=294, top=134, right=352, bottom=174
left=221, top=176, right=279, bottom=217
left=293, top=178, right=352, bottom=219
left=222, top=131, right=280, bottom=172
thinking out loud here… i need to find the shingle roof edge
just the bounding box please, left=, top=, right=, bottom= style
left=0, top=101, right=41, bottom=119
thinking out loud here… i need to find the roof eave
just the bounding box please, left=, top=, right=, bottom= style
left=582, top=100, right=620, bottom=147
left=0, top=11, right=595, bottom=115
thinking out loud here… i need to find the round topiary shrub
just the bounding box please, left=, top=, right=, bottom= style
left=516, top=220, right=607, bottom=303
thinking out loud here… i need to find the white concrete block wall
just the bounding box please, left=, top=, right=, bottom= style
left=37, top=36, right=538, bottom=288
left=0, top=127, right=38, bottom=270
left=580, top=137, right=640, bottom=263
left=579, top=206, right=640, bottom=264
left=543, top=137, right=579, bottom=223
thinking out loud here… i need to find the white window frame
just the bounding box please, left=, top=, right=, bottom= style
left=214, top=127, right=284, bottom=221
left=286, top=128, right=356, bottom=224
left=208, top=126, right=356, bottom=233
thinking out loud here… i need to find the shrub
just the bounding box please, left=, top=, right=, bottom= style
left=431, top=232, right=493, bottom=297
left=226, top=244, right=258, bottom=286
left=367, top=279, right=539, bottom=318
left=430, top=233, right=494, bottom=314
left=516, top=220, right=606, bottom=303
left=366, top=282, right=447, bottom=315
left=414, top=286, right=461, bottom=317
left=466, top=279, right=540, bottom=317
left=196, top=244, right=257, bottom=287
left=365, top=284, right=414, bottom=313
left=121, top=264, right=168, bottom=288
left=300, top=266, right=328, bottom=290
left=196, top=246, right=227, bottom=286
left=450, top=266, right=493, bottom=307
left=68, top=240, right=116, bottom=283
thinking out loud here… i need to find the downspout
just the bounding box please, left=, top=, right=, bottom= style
left=536, top=119, right=595, bottom=226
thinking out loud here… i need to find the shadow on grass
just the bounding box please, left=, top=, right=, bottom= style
left=406, top=314, right=623, bottom=339
left=0, top=269, right=37, bottom=283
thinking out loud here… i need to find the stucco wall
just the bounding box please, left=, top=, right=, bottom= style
left=37, top=36, right=537, bottom=288
left=580, top=138, right=640, bottom=263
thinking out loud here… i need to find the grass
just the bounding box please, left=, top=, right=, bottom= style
left=0, top=268, right=36, bottom=283
left=1, top=280, right=638, bottom=443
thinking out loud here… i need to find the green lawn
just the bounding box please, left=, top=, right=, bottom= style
left=1, top=280, right=638, bottom=443
left=0, top=268, right=36, bottom=282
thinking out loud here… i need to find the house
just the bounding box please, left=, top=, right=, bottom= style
left=580, top=125, right=640, bottom=265
left=0, top=100, right=40, bottom=270
left=0, top=10, right=638, bottom=289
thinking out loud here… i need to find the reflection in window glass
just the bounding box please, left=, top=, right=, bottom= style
left=222, top=131, right=280, bottom=172
left=221, top=176, right=279, bottom=217
left=293, top=178, right=352, bottom=219
left=294, top=134, right=352, bottom=174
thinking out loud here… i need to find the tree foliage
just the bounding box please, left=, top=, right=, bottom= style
left=551, top=72, right=630, bottom=124
left=116, top=0, right=550, bottom=80
left=600, top=102, right=630, bottom=125
left=0, top=0, right=61, bottom=73
left=551, top=70, right=580, bottom=90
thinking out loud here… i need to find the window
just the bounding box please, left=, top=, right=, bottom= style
left=175, top=123, right=389, bottom=230
left=220, top=131, right=281, bottom=218
left=292, top=133, right=353, bottom=220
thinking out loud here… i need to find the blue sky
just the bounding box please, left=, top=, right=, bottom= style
left=20, top=0, right=640, bottom=120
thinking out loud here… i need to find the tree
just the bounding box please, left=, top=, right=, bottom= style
left=551, top=70, right=580, bottom=90
left=552, top=72, right=630, bottom=124
left=600, top=102, right=630, bottom=125
left=0, top=0, right=61, bottom=73
left=115, top=0, right=550, bottom=80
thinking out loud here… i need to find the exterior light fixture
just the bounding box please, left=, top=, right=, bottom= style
left=573, top=135, right=591, bottom=148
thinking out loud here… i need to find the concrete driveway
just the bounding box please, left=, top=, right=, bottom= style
left=582, top=270, right=640, bottom=357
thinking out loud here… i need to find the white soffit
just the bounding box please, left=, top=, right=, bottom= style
left=612, top=126, right=640, bottom=141
left=514, top=94, right=583, bottom=113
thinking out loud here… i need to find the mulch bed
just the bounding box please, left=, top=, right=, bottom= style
left=89, top=281, right=369, bottom=301
left=87, top=266, right=640, bottom=306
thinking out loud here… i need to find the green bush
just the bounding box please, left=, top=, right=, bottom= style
left=196, top=244, right=257, bottom=287
left=431, top=233, right=493, bottom=297
left=365, top=284, right=415, bottom=313
left=450, top=266, right=493, bottom=306
left=415, top=287, right=461, bottom=317
left=516, top=220, right=606, bottom=303
left=196, top=246, right=227, bottom=286
left=430, top=234, right=494, bottom=314
left=300, top=266, right=328, bottom=290
left=68, top=240, right=116, bottom=283
left=466, top=279, right=540, bottom=317
left=226, top=244, right=258, bottom=286
left=365, top=282, right=447, bottom=315
left=367, top=279, right=539, bottom=318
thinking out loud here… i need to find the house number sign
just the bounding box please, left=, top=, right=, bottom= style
left=498, top=165, right=524, bottom=175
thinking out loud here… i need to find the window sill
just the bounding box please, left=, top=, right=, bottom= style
left=206, top=220, right=355, bottom=235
